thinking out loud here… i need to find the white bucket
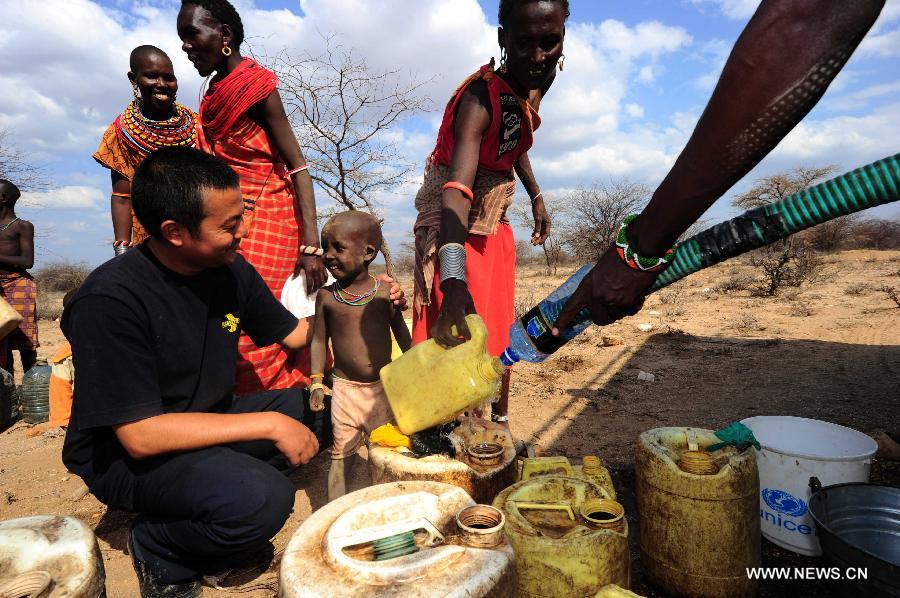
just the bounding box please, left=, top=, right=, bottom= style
left=741, top=416, right=877, bottom=556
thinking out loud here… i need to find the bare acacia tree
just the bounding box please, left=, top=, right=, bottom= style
left=259, top=38, right=431, bottom=275
left=510, top=194, right=567, bottom=275
left=733, top=166, right=835, bottom=295
left=556, top=180, right=650, bottom=262
left=732, top=166, right=835, bottom=210
left=0, top=128, right=47, bottom=192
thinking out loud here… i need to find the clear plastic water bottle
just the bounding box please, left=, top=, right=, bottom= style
left=500, top=263, right=594, bottom=365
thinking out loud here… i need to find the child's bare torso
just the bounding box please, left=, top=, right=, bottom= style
left=321, top=283, right=395, bottom=382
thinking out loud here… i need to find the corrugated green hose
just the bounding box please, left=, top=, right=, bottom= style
left=652, top=153, right=900, bottom=290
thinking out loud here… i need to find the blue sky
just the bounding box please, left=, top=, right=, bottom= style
left=1, top=0, right=898, bottom=268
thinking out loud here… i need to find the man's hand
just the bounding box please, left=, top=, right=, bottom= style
left=531, top=196, right=551, bottom=245
left=552, top=245, right=658, bottom=334
left=310, top=388, right=326, bottom=412
left=432, top=279, right=477, bottom=348
left=295, top=254, right=328, bottom=294
left=269, top=413, right=319, bottom=466
left=377, top=274, right=408, bottom=311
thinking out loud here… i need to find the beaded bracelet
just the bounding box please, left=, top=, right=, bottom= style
left=111, top=192, right=131, bottom=199
left=442, top=181, right=474, bottom=201
left=299, top=245, right=324, bottom=257
left=310, top=373, right=325, bottom=380
left=615, top=214, right=677, bottom=273
left=286, top=164, right=310, bottom=177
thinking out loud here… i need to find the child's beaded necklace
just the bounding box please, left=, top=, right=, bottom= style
left=332, top=275, right=380, bottom=307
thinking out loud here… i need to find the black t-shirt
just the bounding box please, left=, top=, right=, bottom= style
left=61, top=244, right=298, bottom=484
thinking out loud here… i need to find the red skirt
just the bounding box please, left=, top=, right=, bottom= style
left=412, top=223, right=515, bottom=357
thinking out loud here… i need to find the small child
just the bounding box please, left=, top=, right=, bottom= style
left=310, top=211, right=412, bottom=501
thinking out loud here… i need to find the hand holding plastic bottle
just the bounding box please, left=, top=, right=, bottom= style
left=551, top=245, right=658, bottom=335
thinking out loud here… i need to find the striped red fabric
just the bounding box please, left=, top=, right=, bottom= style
left=200, top=114, right=312, bottom=395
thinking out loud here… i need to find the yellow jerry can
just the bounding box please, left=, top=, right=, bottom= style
left=635, top=427, right=760, bottom=598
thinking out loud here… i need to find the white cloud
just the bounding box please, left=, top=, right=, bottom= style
left=859, top=27, right=900, bottom=57
left=688, top=0, right=760, bottom=20
left=20, top=186, right=105, bottom=210
left=826, top=80, right=900, bottom=111
left=625, top=103, right=645, bottom=118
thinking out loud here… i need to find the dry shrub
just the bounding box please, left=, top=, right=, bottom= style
left=844, top=283, right=871, bottom=296
left=749, top=241, right=821, bottom=296
left=514, top=291, right=537, bottom=319
left=880, top=285, right=900, bottom=307
left=34, top=261, right=91, bottom=293
left=38, top=291, right=65, bottom=321
left=731, top=312, right=763, bottom=331
left=789, top=302, right=814, bottom=317
left=656, top=282, right=685, bottom=305
left=781, top=289, right=802, bottom=301
left=716, top=273, right=755, bottom=293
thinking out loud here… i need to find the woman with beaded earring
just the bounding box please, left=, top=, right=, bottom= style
left=94, top=45, right=200, bottom=256
left=177, top=0, right=408, bottom=397
left=412, top=0, right=566, bottom=427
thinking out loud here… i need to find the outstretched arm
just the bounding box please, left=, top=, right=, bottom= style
left=252, top=89, right=327, bottom=293
left=432, top=84, right=491, bottom=348
left=553, top=0, right=885, bottom=332
left=514, top=153, right=550, bottom=245
left=308, top=292, right=329, bottom=412
left=110, top=172, right=133, bottom=252
left=390, top=305, right=412, bottom=353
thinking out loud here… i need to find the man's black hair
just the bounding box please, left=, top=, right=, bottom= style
left=181, top=0, right=245, bottom=47
left=0, top=179, right=21, bottom=205
left=129, top=45, right=170, bottom=72
left=498, top=0, right=570, bottom=27
left=132, top=146, right=239, bottom=239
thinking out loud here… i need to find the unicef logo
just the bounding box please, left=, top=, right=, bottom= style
left=762, top=488, right=807, bottom=517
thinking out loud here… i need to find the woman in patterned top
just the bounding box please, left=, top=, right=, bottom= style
left=94, top=45, right=200, bottom=256
left=413, top=0, right=567, bottom=426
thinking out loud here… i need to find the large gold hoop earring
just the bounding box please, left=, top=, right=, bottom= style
left=222, top=43, right=232, bottom=57
left=499, top=47, right=508, bottom=74
left=558, top=54, right=566, bottom=71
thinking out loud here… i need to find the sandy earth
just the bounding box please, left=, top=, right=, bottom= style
left=0, top=249, right=898, bottom=597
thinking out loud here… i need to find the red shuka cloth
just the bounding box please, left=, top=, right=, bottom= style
left=199, top=59, right=312, bottom=395
left=200, top=58, right=278, bottom=143
left=412, top=223, right=516, bottom=357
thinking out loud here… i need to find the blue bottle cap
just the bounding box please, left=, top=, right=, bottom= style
left=500, top=348, right=519, bottom=367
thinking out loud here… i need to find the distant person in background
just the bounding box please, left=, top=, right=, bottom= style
left=0, top=179, right=37, bottom=374
left=94, top=45, right=200, bottom=257
left=48, top=289, right=78, bottom=429
left=177, top=0, right=329, bottom=395
left=412, top=0, right=565, bottom=427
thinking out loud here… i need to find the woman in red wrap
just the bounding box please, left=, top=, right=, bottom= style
left=413, top=0, right=566, bottom=426
left=178, top=0, right=325, bottom=394
left=177, top=0, right=404, bottom=396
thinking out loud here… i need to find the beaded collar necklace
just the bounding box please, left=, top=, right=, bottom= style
left=332, top=275, right=380, bottom=307
left=114, top=100, right=197, bottom=157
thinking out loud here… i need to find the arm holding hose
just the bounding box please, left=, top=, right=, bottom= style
left=553, top=0, right=885, bottom=333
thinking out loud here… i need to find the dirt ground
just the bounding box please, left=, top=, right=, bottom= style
left=1, top=249, right=898, bottom=596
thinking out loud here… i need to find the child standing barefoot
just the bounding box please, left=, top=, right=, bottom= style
left=309, top=211, right=412, bottom=501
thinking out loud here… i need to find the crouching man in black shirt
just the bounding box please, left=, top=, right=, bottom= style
left=61, top=147, right=403, bottom=597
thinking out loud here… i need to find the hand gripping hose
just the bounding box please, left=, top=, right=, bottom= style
left=652, top=153, right=900, bottom=290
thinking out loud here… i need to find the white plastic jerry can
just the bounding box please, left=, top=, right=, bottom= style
left=280, top=481, right=515, bottom=597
